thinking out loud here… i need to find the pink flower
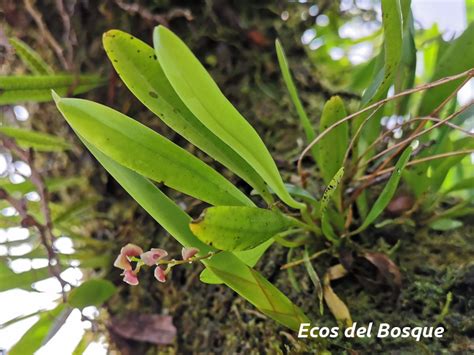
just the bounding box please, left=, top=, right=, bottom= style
left=154, top=266, right=167, bottom=283
left=181, top=247, right=199, bottom=260
left=122, top=270, right=139, bottom=286
left=140, top=248, right=168, bottom=266
left=114, top=243, right=143, bottom=271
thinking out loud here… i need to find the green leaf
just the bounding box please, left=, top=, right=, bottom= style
left=190, top=206, right=299, bottom=251
left=9, top=304, right=65, bottom=355
left=68, top=279, right=116, bottom=309
left=316, top=97, right=348, bottom=196
left=72, top=332, right=94, bottom=355
left=0, top=176, right=85, bottom=195
left=430, top=137, right=474, bottom=192
left=0, top=263, right=51, bottom=292
left=102, top=30, right=272, bottom=202
left=0, top=127, right=71, bottom=151
left=153, top=26, right=304, bottom=210
left=9, top=37, right=54, bottom=75
left=429, top=218, right=463, bottom=231
left=418, top=22, right=474, bottom=115
left=284, top=183, right=319, bottom=207
left=275, top=39, right=316, bottom=158
left=0, top=309, right=46, bottom=329
left=361, top=0, right=403, bottom=106
left=202, top=253, right=309, bottom=330
left=83, top=141, right=308, bottom=330
left=303, top=248, right=323, bottom=315
left=199, top=239, right=274, bottom=284
left=394, top=1, right=416, bottom=113
left=354, top=0, right=403, bottom=156
left=354, top=146, right=412, bottom=234
left=0, top=74, right=105, bottom=104
left=286, top=249, right=301, bottom=292
left=54, top=95, right=253, bottom=207
left=445, top=177, right=474, bottom=194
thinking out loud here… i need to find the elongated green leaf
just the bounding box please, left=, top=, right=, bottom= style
left=361, top=0, right=403, bottom=107
left=10, top=304, right=65, bottom=355
left=0, top=263, right=51, bottom=292
left=419, top=22, right=474, bottom=115
left=252, top=183, right=319, bottom=210
left=153, top=26, right=304, bottom=209
left=102, top=30, right=272, bottom=202
left=0, top=176, right=85, bottom=195
left=317, top=97, right=348, bottom=209
left=0, top=75, right=105, bottom=104
left=284, top=183, right=319, bottom=206
left=445, top=177, right=474, bottom=194
left=83, top=141, right=308, bottom=329
left=9, top=37, right=54, bottom=75
left=54, top=95, right=252, bottom=207
left=0, top=127, right=71, bottom=151
left=202, top=253, right=309, bottom=330
left=68, top=279, right=116, bottom=309
left=303, top=248, right=323, bottom=315
left=0, top=309, right=46, bottom=329
left=275, top=39, right=316, bottom=158
left=286, top=249, right=301, bottom=292
left=430, top=137, right=474, bottom=191
left=190, top=206, right=299, bottom=251
left=354, top=0, right=403, bottom=157
left=72, top=332, right=94, bottom=355
left=355, top=146, right=412, bottom=234
left=429, top=218, right=463, bottom=231
left=394, top=1, right=416, bottom=113
left=199, top=238, right=274, bottom=284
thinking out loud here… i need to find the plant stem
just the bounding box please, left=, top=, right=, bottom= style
left=280, top=249, right=329, bottom=270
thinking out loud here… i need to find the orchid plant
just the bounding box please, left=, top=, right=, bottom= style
left=53, top=1, right=473, bottom=332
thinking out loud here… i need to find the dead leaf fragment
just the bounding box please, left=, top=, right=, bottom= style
left=323, top=264, right=352, bottom=327
left=109, top=313, right=176, bottom=345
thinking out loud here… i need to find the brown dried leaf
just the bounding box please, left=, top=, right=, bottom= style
left=323, top=264, right=352, bottom=327
left=363, top=252, right=402, bottom=294
left=386, top=193, right=415, bottom=216
left=109, top=313, right=176, bottom=345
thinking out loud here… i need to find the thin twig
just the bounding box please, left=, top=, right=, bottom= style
left=24, top=0, right=69, bottom=69
left=353, top=79, right=473, bottom=195
left=342, top=105, right=383, bottom=169
left=0, top=136, right=68, bottom=299
left=280, top=249, right=329, bottom=270
left=354, top=116, right=474, bottom=169
left=355, top=149, right=474, bottom=181
left=345, top=104, right=471, bottom=205
left=114, top=0, right=193, bottom=26
left=54, top=0, right=76, bottom=69
left=362, top=102, right=472, bottom=168
left=296, top=68, right=474, bottom=183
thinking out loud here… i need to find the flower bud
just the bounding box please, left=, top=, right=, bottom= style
left=122, top=270, right=139, bottom=286
left=154, top=266, right=167, bottom=283
left=181, top=247, right=199, bottom=260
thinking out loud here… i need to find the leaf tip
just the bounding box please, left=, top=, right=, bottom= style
left=51, top=90, right=61, bottom=104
